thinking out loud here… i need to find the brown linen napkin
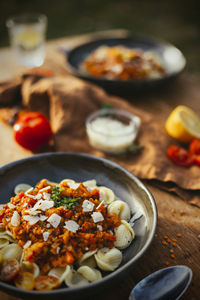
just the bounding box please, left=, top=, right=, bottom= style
left=0, top=77, right=21, bottom=105
left=1, top=73, right=200, bottom=207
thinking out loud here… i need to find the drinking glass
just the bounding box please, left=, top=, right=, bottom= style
left=6, top=14, right=47, bottom=68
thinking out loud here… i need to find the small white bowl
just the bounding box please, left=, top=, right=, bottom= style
left=86, top=108, right=141, bottom=154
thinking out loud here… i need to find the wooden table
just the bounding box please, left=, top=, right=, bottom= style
left=0, top=30, right=200, bottom=300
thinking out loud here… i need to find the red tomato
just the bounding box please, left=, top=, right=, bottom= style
left=195, top=156, right=200, bottom=166
left=167, top=145, right=195, bottom=167
left=13, top=112, right=52, bottom=151
left=189, top=139, right=200, bottom=155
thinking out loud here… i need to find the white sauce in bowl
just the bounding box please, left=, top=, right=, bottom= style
left=86, top=116, right=139, bottom=153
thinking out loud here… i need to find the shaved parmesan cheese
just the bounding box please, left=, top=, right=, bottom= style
left=25, top=187, right=36, bottom=199
left=25, top=187, right=33, bottom=194
left=8, top=203, right=16, bottom=209
left=35, top=200, right=54, bottom=211
left=64, top=220, right=79, bottom=233
left=109, top=64, right=123, bottom=74
left=68, top=182, right=80, bottom=190
left=23, top=215, right=40, bottom=225
left=35, top=193, right=42, bottom=200
left=97, top=225, right=103, bottom=231
left=40, top=215, right=48, bottom=221
left=56, top=247, right=60, bottom=254
left=40, top=186, right=51, bottom=192
left=11, top=211, right=20, bottom=226
left=91, top=212, right=104, bottom=223
left=25, top=209, right=41, bottom=216
left=96, top=200, right=104, bottom=210
left=23, top=240, right=31, bottom=249
left=47, top=213, right=61, bottom=228
left=43, top=231, right=50, bottom=241
left=26, top=194, right=36, bottom=200
left=26, top=200, right=54, bottom=215
left=43, top=192, right=51, bottom=201
left=82, top=200, right=95, bottom=212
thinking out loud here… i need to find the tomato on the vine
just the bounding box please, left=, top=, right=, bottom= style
left=167, top=145, right=195, bottom=167
left=13, top=112, right=52, bottom=151
left=189, top=139, right=200, bottom=155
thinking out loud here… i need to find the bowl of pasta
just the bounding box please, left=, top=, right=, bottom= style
left=66, top=36, right=186, bottom=92
left=0, top=153, right=157, bottom=299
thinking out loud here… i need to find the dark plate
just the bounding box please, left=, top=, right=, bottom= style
left=66, top=36, right=186, bottom=93
left=0, top=153, right=157, bottom=299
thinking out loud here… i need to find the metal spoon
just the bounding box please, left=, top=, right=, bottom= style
left=129, top=265, right=192, bottom=300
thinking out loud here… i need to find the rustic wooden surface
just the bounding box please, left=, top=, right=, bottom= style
left=0, top=30, right=200, bottom=300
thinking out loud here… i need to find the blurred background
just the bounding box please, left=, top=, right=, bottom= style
left=0, top=0, right=199, bottom=75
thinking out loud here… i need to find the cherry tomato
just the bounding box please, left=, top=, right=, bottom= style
left=193, top=155, right=200, bottom=166
left=167, top=145, right=195, bottom=167
left=189, top=139, right=200, bottom=155
left=13, top=112, right=52, bottom=151
left=14, top=272, right=35, bottom=290
left=0, top=259, right=20, bottom=281
left=35, top=275, right=60, bottom=291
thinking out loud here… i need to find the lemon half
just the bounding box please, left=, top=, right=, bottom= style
left=165, top=105, right=200, bottom=142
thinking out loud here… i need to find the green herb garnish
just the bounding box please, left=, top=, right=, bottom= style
left=115, top=143, right=144, bottom=156
left=51, top=186, right=80, bottom=209
left=101, top=102, right=113, bottom=109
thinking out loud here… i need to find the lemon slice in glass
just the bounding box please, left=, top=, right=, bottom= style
left=165, top=105, right=200, bottom=142
left=15, top=29, right=42, bottom=50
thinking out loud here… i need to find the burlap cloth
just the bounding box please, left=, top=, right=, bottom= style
left=1, top=73, right=200, bottom=207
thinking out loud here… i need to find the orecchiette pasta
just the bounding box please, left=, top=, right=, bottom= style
left=98, top=186, right=115, bottom=205
left=83, top=179, right=97, bottom=189
left=78, top=250, right=97, bottom=268
left=94, top=247, right=122, bottom=271
left=107, top=199, right=131, bottom=221
left=114, top=220, right=135, bottom=249
left=5, top=230, right=15, bottom=239
left=48, top=265, right=71, bottom=283
left=0, top=238, right=9, bottom=249
left=77, top=266, right=102, bottom=282
left=0, top=229, right=15, bottom=248
left=14, top=183, right=32, bottom=195
left=64, top=266, right=89, bottom=287
left=20, top=261, right=40, bottom=278
left=1, top=243, right=22, bottom=261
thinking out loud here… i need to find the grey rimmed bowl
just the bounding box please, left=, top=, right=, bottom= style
left=0, top=153, right=157, bottom=299
left=66, top=36, right=186, bottom=94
